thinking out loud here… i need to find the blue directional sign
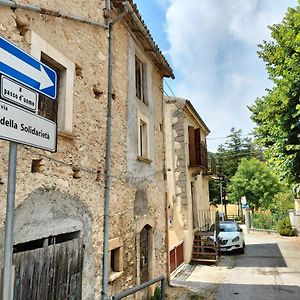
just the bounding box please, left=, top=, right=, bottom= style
left=0, top=36, right=57, bottom=99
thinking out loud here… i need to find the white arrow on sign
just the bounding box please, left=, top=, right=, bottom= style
left=0, top=47, right=53, bottom=90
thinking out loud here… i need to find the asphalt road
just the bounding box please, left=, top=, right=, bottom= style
left=172, top=227, right=300, bottom=300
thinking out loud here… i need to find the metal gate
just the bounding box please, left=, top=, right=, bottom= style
left=12, top=238, right=83, bottom=300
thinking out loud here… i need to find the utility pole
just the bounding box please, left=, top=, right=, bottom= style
left=219, top=178, right=224, bottom=221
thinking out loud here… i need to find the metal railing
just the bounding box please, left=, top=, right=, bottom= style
left=196, top=210, right=216, bottom=232
left=112, top=275, right=166, bottom=300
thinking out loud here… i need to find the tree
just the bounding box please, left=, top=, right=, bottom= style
left=228, top=158, right=282, bottom=210
left=209, top=128, right=259, bottom=206
left=216, top=128, right=258, bottom=180
left=249, top=2, right=300, bottom=183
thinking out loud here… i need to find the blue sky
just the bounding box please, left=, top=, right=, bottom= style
left=134, top=0, right=298, bottom=152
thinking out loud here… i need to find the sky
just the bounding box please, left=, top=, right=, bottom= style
left=134, top=0, right=298, bottom=152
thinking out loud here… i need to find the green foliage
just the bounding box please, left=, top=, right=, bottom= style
left=216, top=128, right=259, bottom=180
left=189, top=294, right=205, bottom=300
left=228, top=158, right=283, bottom=209
left=249, top=2, right=300, bottom=183
left=150, top=287, right=161, bottom=300
left=276, top=217, right=296, bottom=236
left=210, top=128, right=260, bottom=205
left=252, top=213, right=278, bottom=230
left=271, top=191, right=295, bottom=216
left=209, top=178, right=221, bottom=204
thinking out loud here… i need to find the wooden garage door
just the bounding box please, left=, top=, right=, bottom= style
left=13, top=238, right=83, bottom=300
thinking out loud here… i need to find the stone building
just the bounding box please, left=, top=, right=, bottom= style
left=164, top=97, right=211, bottom=274
left=0, top=1, right=173, bottom=299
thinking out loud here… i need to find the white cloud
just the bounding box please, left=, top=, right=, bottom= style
left=163, top=0, right=297, bottom=151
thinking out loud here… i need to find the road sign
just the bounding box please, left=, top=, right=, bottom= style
left=0, top=99, right=56, bottom=152
left=241, top=196, right=247, bottom=205
left=242, top=204, right=249, bottom=209
left=0, top=36, right=57, bottom=99
left=1, top=76, right=38, bottom=112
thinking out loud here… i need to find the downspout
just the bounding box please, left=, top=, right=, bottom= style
left=0, top=0, right=107, bottom=28
left=102, top=2, right=130, bottom=300
left=162, top=93, right=170, bottom=284
left=165, top=191, right=170, bottom=284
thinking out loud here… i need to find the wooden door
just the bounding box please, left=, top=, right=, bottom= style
left=13, top=238, right=83, bottom=300
left=139, top=226, right=149, bottom=284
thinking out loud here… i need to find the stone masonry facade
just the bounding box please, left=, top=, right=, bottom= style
left=0, top=1, right=173, bottom=299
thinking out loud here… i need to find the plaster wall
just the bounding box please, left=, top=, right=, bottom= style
left=164, top=100, right=210, bottom=264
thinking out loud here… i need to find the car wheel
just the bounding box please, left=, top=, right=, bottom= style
left=239, top=247, right=244, bottom=254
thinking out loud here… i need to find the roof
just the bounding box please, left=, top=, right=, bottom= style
left=112, top=0, right=174, bottom=79
left=165, top=96, right=210, bottom=134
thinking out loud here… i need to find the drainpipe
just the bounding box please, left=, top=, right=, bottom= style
left=0, top=0, right=107, bottom=28
left=162, top=92, right=170, bottom=284
left=102, top=2, right=130, bottom=300
left=165, top=192, right=170, bottom=284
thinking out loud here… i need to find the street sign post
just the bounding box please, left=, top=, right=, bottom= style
left=0, top=36, right=57, bottom=300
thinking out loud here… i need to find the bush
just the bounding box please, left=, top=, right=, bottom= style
left=251, top=213, right=278, bottom=230
left=276, top=217, right=296, bottom=236
left=150, top=287, right=161, bottom=300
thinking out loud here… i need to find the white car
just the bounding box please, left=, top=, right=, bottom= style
left=210, top=221, right=245, bottom=254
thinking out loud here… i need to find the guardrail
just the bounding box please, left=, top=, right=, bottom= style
left=112, top=275, right=166, bottom=300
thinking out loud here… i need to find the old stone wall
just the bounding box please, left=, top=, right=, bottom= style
left=0, top=1, right=167, bottom=299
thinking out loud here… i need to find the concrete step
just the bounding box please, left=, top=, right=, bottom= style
left=191, top=258, right=217, bottom=263
left=192, top=251, right=216, bottom=256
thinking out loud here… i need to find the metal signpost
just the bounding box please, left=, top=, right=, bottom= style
left=241, top=196, right=250, bottom=232
left=0, top=36, right=57, bottom=300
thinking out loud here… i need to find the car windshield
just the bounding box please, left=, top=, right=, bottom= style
left=219, top=223, right=238, bottom=232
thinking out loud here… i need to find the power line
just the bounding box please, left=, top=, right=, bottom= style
left=207, top=134, right=253, bottom=140
left=163, top=78, right=176, bottom=98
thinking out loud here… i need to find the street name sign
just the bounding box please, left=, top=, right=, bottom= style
left=0, top=36, right=57, bottom=99
left=0, top=99, right=56, bottom=152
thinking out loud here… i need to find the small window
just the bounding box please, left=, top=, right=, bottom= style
left=108, top=238, right=123, bottom=282
left=110, top=247, right=121, bottom=273
left=135, top=55, right=146, bottom=104
left=138, top=119, right=149, bottom=159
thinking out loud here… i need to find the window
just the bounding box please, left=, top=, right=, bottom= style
left=138, top=116, right=150, bottom=160
left=108, top=238, right=123, bottom=282
left=38, top=54, right=63, bottom=122
left=135, top=55, right=146, bottom=104
left=110, top=247, right=121, bottom=273
left=188, top=126, right=208, bottom=168
left=30, top=31, right=75, bottom=134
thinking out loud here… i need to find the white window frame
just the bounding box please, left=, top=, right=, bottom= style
left=135, top=54, right=148, bottom=105
left=138, top=113, right=150, bottom=161
left=30, top=31, right=75, bottom=134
